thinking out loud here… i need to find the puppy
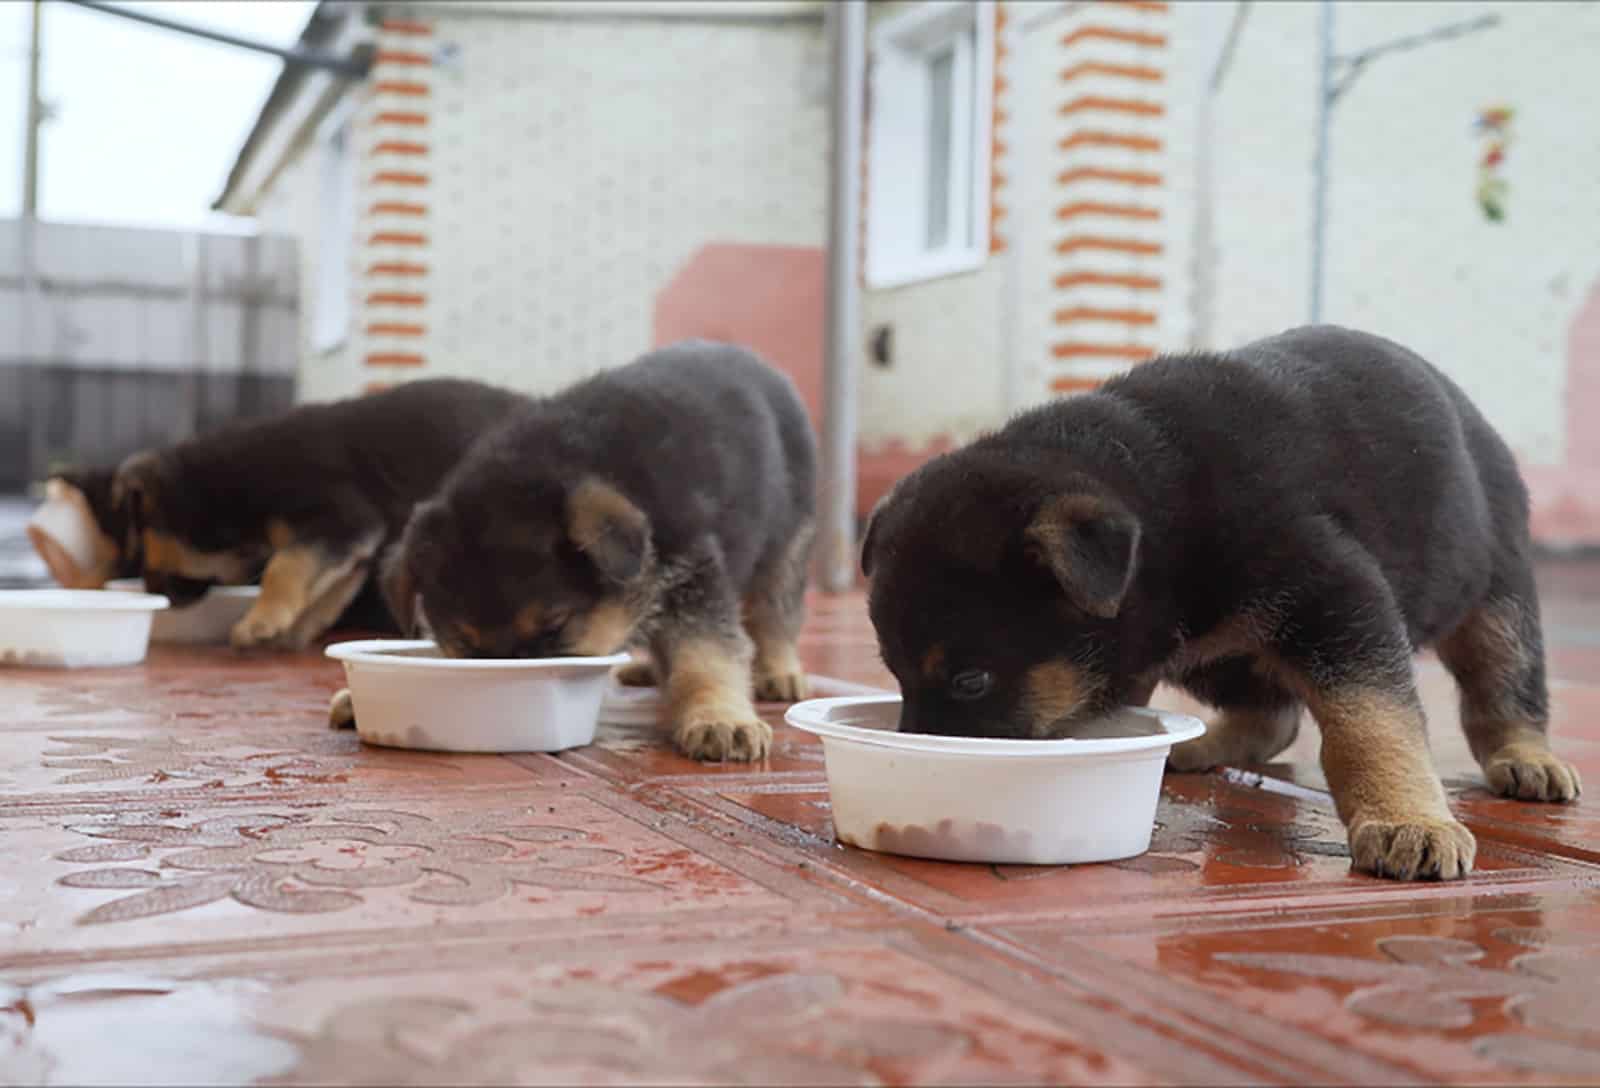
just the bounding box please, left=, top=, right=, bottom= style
left=379, top=340, right=817, bottom=761
left=110, top=378, right=525, bottom=650
left=862, top=325, right=1579, bottom=881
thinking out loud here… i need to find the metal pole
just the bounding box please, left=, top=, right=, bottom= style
left=59, top=0, right=370, bottom=79
left=819, top=0, right=865, bottom=593
left=21, top=0, right=45, bottom=487
left=23, top=0, right=42, bottom=218
left=1310, top=0, right=1332, bottom=325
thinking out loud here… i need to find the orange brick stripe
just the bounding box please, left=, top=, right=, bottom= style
left=375, top=50, right=431, bottom=66
left=1052, top=342, right=1156, bottom=360
left=1060, top=130, right=1161, bottom=153
left=1056, top=235, right=1163, bottom=256
left=1103, top=0, right=1171, bottom=11
left=374, top=81, right=429, bottom=97
left=380, top=19, right=433, bottom=36
left=1060, top=95, right=1164, bottom=117
left=370, top=140, right=429, bottom=157
left=369, top=201, right=427, bottom=216
left=989, top=0, right=1009, bottom=255
left=1061, top=61, right=1163, bottom=83
left=1050, top=377, right=1107, bottom=394
left=1056, top=201, right=1160, bottom=221
left=1053, top=306, right=1157, bottom=325
left=369, top=231, right=427, bottom=246
left=368, top=28, right=434, bottom=372
left=1054, top=270, right=1162, bottom=290
left=1058, top=166, right=1163, bottom=187
left=1062, top=26, right=1167, bottom=48
left=367, top=262, right=428, bottom=277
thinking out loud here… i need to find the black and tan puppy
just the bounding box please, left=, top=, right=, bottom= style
left=862, top=325, right=1579, bottom=881
left=110, top=378, right=524, bottom=650
left=380, top=340, right=817, bottom=762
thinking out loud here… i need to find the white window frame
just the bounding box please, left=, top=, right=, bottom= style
left=311, top=100, right=356, bottom=354
left=866, top=0, right=995, bottom=290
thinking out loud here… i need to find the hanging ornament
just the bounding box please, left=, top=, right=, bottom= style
left=1473, top=105, right=1513, bottom=222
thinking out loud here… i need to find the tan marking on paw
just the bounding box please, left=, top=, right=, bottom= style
left=665, top=636, right=767, bottom=762
left=1349, top=816, right=1476, bottom=881
left=1167, top=704, right=1300, bottom=772
left=1305, top=684, right=1473, bottom=880
left=614, top=660, right=658, bottom=688
left=1484, top=738, right=1582, bottom=802
left=328, top=689, right=355, bottom=730
left=753, top=640, right=808, bottom=702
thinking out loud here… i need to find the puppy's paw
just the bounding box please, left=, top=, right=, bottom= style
left=674, top=713, right=772, bottom=763
left=1349, top=816, right=1476, bottom=881
left=1484, top=742, right=1581, bottom=802
left=230, top=609, right=299, bottom=651
left=328, top=688, right=355, bottom=730
left=614, top=661, right=658, bottom=688
left=1166, top=733, right=1225, bottom=773
left=753, top=666, right=809, bottom=703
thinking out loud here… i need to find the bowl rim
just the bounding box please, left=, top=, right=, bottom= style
left=0, top=588, right=170, bottom=612
left=106, top=578, right=260, bottom=600
left=785, top=694, right=1206, bottom=757
left=325, top=638, right=632, bottom=671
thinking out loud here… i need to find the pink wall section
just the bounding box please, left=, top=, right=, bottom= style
left=1524, top=276, right=1600, bottom=549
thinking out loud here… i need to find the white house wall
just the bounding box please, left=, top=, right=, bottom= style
left=287, top=6, right=830, bottom=402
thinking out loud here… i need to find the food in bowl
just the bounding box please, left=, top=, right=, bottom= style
left=0, top=589, right=169, bottom=668
left=325, top=639, right=631, bottom=753
left=785, top=694, right=1204, bottom=865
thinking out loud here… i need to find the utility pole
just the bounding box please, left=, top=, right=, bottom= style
left=819, top=0, right=865, bottom=593
left=21, top=0, right=46, bottom=487
left=1309, top=1, right=1499, bottom=324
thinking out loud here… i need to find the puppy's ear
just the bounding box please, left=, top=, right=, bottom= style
left=382, top=501, right=443, bottom=636
left=859, top=493, right=893, bottom=579
left=567, top=478, right=650, bottom=585
left=1024, top=493, right=1141, bottom=619
left=111, top=450, right=168, bottom=525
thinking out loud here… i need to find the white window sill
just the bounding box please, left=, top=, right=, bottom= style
left=866, top=248, right=988, bottom=291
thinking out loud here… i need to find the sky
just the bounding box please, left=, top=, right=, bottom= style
left=0, top=0, right=316, bottom=232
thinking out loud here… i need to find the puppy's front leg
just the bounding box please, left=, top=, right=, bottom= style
left=658, top=627, right=771, bottom=763
left=233, top=524, right=382, bottom=651
left=1276, top=549, right=1476, bottom=880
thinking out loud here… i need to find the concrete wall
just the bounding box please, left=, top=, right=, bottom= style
left=0, top=219, right=298, bottom=490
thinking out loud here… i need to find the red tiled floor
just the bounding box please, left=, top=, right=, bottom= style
left=0, top=564, right=1597, bottom=1084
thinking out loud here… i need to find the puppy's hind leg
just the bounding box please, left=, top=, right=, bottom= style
left=1436, top=578, right=1580, bottom=802
left=742, top=519, right=814, bottom=703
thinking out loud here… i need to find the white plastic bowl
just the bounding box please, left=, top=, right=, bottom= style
left=325, top=638, right=632, bottom=753
left=0, top=589, right=170, bottom=668
left=785, top=694, right=1206, bottom=866
left=108, top=578, right=260, bottom=645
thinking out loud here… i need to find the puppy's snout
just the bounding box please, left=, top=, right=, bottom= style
left=145, top=571, right=213, bottom=607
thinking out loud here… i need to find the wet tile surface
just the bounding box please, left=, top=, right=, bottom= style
left=2, top=572, right=1598, bottom=1084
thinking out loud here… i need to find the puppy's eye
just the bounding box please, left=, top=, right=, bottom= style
left=949, top=669, right=993, bottom=701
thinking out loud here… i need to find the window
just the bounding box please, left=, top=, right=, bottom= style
left=866, top=0, right=994, bottom=289
left=312, top=109, right=355, bottom=354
